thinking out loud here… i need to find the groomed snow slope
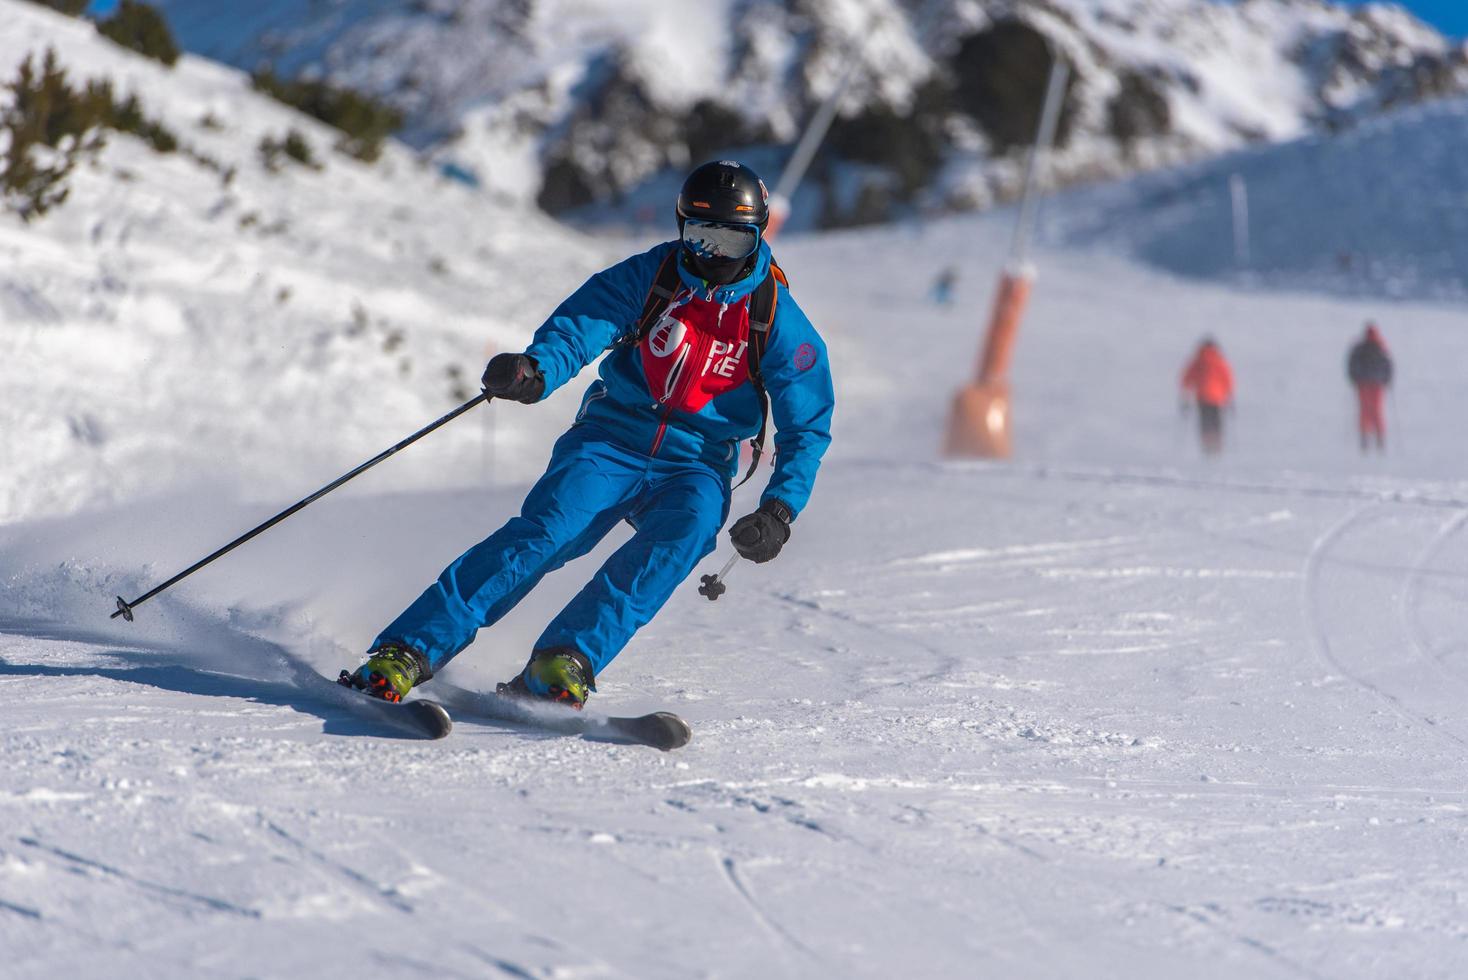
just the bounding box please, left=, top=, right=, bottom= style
left=6, top=7, right=1468, bottom=977
left=6, top=213, right=1468, bottom=976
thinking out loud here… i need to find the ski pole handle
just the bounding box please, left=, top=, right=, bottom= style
left=697, top=553, right=740, bottom=601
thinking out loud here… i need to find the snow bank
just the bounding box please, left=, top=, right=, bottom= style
left=0, top=0, right=614, bottom=524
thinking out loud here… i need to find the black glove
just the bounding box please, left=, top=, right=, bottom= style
left=729, top=499, right=793, bottom=563
left=481, top=353, right=545, bottom=404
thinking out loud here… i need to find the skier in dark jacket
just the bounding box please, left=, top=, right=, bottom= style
left=1347, top=323, right=1392, bottom=452
left=342, top=161, right=835, bottom=708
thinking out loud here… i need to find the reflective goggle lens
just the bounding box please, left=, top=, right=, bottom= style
left=682, top=219, right=760, bottom=260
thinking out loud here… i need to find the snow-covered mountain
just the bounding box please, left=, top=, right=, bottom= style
left=146, top=0, right=1468, bottom=225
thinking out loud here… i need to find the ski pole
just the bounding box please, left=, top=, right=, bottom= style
left=111, top=393, right=490, bottom=622
left=697, top=553, right=740, bottom=601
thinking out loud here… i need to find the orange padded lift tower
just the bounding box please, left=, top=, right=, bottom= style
left=946, top=53, right=1069, bottom=459
left=945, top=267, right=1033, bottom=457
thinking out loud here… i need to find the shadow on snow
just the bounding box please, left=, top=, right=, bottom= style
left=0, top=616, right=536, bottom=742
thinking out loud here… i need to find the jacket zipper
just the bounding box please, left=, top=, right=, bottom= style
left=576, top=386, right=607, bottom=424
left=649, top=408, right=672, bottom=456
left=648, top=301, right=720, bottom=457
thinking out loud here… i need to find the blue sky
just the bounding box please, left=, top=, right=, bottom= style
left=87, top=0, right=1466, bottom=36
left=1352, top=1, right=1468, bottom=37
left=1417, top=1, right=1468, bottom=37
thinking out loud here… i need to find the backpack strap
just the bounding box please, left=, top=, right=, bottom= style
left=618, top=251, right=683, bottom=348
left=732, top=260, right=785, bottom=491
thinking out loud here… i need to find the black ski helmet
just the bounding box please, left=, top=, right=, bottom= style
left=676, top=160, right=770, bottom=232
left=675, top=161, right=769, bottom=285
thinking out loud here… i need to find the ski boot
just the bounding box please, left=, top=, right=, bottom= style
left=496, top=647, right=595, bottom=710
left=338, top=643, right=431, bottom=703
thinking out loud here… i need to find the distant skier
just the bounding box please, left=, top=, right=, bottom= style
left=1180, top=336, right=1234, bottom=456
left=342, top=161, right=834, bottom=708
left=1347, top=322, right=1392, bottom=453
left=931, top=266, right=957, bottom=306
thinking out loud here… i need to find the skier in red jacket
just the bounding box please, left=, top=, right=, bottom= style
left=1347, top=323, right=1392, bottom=453
left=1180, top=337, right=1234, bottom=456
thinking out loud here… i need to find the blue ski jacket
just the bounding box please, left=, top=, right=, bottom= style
left=524, top=240, right=834, bottom=517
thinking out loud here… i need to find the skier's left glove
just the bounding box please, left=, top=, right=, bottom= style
left=729, top=499, right=793, bottom=564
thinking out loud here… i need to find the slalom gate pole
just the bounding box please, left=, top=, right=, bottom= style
left=111, top=393, right=490, bottom=622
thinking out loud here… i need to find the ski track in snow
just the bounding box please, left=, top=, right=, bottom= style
left=716, top=852, right=822, bottom=972
left=19, top=835, right=261, bottom=919
left=1159, top=902, right=1329, bottom=980
left=1304, top=504, right=1468, bottom=751
left=1403, top=511, right=1468, bottom=691
left=259, top=817, right=417, bottom=915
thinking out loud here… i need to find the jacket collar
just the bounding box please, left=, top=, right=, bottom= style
left=674, top=240, right=771, bottom=304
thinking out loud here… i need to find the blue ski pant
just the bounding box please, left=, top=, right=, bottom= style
left=373, top=424, right=730, bottom=677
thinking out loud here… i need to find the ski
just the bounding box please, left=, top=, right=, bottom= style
left=481, top=691, right=691, bottom=751
left=358, top=695, right=453, bottom=740
left=324, top=671, right=453, bottom=739
left=435, top=683, right=691, bottom=751
left=319, top=673, right=685, bottom=748
left=599, top=710, right=693, bottom=751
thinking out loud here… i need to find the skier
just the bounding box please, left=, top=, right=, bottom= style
left=1347, top=322, right=1392, bottom=452
left=931, top=266, right=957, bottom=306
left=1180, top=336, right=1234, bottom=456
left=341, top=161, right=834, bottom=708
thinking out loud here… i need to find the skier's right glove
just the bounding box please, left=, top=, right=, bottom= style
left=729, top=499, right=793, bottom=564
left=482, top=353, right=545, bottom=404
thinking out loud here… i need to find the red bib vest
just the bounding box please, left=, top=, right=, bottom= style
left=639, top=292, right=753, bottom=413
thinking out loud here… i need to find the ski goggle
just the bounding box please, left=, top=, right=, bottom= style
left=681, top=218, right=760, bottom=260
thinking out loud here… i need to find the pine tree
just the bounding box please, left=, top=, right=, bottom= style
left=21, top=0, right=90, bottom=16
left=0, top=51, right=106, bottom=222
left=97, top=1, right=181, bottom=67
